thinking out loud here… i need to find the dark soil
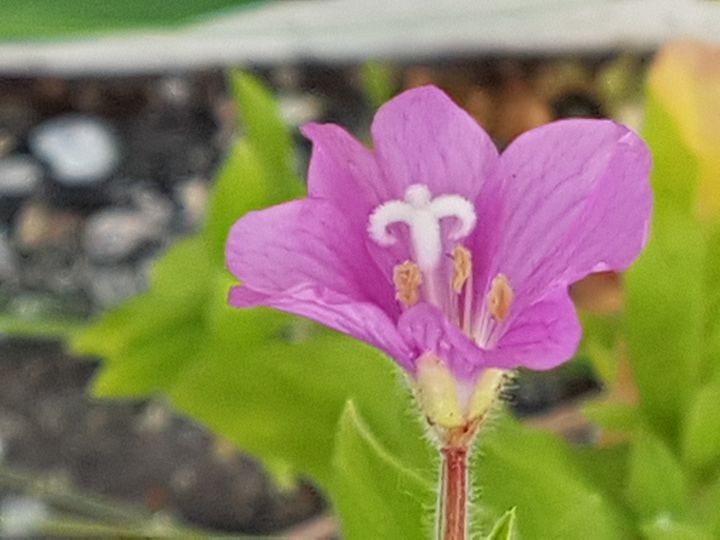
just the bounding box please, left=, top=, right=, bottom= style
left=0, top=339, right=322, bottom=535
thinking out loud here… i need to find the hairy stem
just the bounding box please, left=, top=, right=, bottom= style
left=437, top=444, right=470, bottom=540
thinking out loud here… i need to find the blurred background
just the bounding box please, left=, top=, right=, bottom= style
left=0, top=0, right=718, bottom=537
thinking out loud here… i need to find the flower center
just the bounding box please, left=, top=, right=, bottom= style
left=368, top=184, right=514, bottom=349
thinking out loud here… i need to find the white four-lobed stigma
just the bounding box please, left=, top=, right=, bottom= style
left=368, top=184, right=477, bottom=271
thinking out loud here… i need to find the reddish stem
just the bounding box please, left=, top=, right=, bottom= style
left=439, top=445, right=469, bottom=540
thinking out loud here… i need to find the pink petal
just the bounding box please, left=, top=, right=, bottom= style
left=230, top=285, right=414, bottom=369
left=398, top=303, right=487, bottom=379
left=302, top=122, right=386, bottom=229
left=226, top=197, right=410, bottom=365
left=490, top=119, right=652, bottom=312
left=301, top=123, right=405, bottom=277
left=226, top=198, right=397, bottom=316
left=371, top=85, right=499, bottom=203
left=484, top=290, right=581, bottom=371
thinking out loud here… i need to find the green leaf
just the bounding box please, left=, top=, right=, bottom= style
left=229, top=71, right=302, bottom=188
left=704, top=225, right=720, bottom=381
left=166, top=331, right=430, bottom=489
left=626, top=431, right=688, bottom=519
left=205, top=142, right=265, bottom=264
left=628, top=85, right=714, bottom=445
left=204, top=270, right=288, bottom=343
left=624, top=212, right=707, bottom=443
left=642, top=92, right=699, bottom=216
left=572, top=444, right=633, bottom=517
left=331, top=401, right=434, bottom=540
left=641, top=517, right=715, bottom=540
left=485, top=507, right=517, bottom=540
left=0, top=1, right=265, bottom=40
left=476, top=417, right=626, bottom=539
left=360, top=61, right=397, bottom=111
left=696, top=472, right=720, bottom=536
left=71, top=236, right=210, bottom=360
left=91, top=323, right=204, bottom=398
left=681, top=377, right=720, bottom=470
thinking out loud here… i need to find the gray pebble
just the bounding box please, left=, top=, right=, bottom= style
left=0, top=129, right=17, bottom=157
left=14, top=201, right=81, bottom=251
left=83, top=209, right=161, bottom=263
left=30, top=115, right=120, bottom=186
left=0, top=155, right=42, bottom=197
left=130, top=187, right=174, bottom=230
left=174, top=177, right=208, bottom=230
left=0, top=496, right=50, bottom=536
left=84, top=265, right=146, bottom=308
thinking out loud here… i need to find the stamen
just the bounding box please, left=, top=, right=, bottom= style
left=486, top=274, right=513, bottom=322
left=451, top=246, right=472, bottom=294
left=393, top=261, right=423, bottom=307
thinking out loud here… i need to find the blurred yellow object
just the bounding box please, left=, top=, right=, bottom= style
left=649, top=40, right=720, bottom=220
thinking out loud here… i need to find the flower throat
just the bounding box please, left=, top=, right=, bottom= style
left=368, top=183, right=513, bottom=347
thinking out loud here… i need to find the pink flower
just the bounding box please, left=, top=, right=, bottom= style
left=226, top=86, right=651, bottom=385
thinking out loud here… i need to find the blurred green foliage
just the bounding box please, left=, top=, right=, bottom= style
left=72, top=58, right=720, bottom=540
left=0, top=1, right=265, bottom=40
left=359, top=61, right=398, bottom=111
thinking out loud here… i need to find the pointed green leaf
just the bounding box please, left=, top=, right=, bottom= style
left=229, top=70, right=302, bottom=188
left=331, top=401, right=434, bottom=540
left=626, top=431, right=688, bottom=519
left=486, top=507, right=517, bottom=540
